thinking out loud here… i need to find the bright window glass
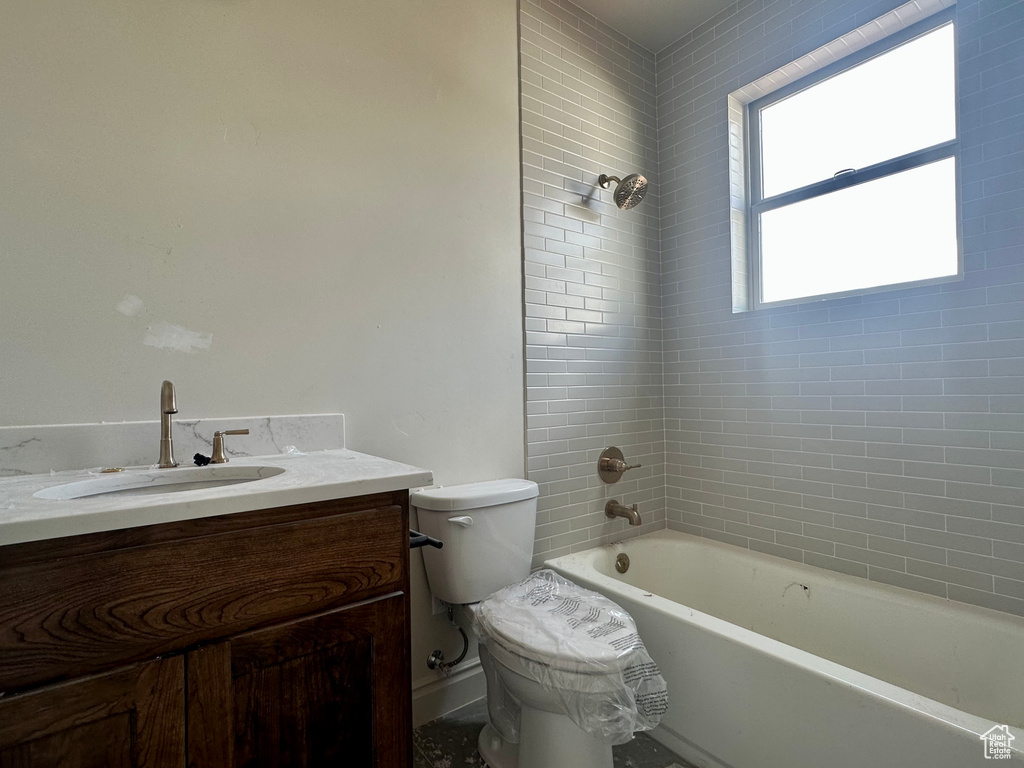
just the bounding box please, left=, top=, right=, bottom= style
left=760, top=158, right=957, bottom=304
left=760, top=24, right=955, bottom=199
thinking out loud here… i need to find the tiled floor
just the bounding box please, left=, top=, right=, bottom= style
left=413, top=698, right=695, bottom=768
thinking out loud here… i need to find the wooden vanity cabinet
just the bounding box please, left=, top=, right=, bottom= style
left=0, top=656, right=186, bottom=768
left=0, top=491, right=413, bottom=768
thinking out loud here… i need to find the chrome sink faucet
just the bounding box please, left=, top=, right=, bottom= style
left=157, top=380, right=179, bottom=468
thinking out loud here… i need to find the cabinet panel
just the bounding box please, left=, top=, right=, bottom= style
left=0, top=656, right=185, bottom=768
left=0, top=491, right=413, bottom=767
left=188, top=593, right=410, bottom=768
left=0, top=503, right=404, bottom=693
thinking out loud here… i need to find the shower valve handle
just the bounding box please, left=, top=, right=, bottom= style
left=602, top=458, right=641, bottom=473
left=598, top=447, right=641, bottom=483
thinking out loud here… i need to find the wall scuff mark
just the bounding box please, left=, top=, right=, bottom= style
left=143, top=322, right=212, bottom=353
left=115, top=295, right=145, bottom=317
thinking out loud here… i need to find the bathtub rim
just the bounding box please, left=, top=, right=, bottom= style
left=544, top=529, right=1024, bottom=754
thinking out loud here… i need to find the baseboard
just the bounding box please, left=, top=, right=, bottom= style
left=411, top=658, right=486, bottom=727
left=649, top=723, right=733, bottom=768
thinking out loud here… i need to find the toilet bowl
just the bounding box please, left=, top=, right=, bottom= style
left=471, top=570, right=667, bottom=768
left=477, top=645, right=629, bottom=768
left=463, top=598, right=632, bottom=768
left=412, top=482, right=666, bottom=768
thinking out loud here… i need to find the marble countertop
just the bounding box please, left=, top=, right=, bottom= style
left=0, top=449, right=432, bottom=547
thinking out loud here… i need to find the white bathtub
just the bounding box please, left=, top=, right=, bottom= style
left=545, top=530, right=1024, bottom=768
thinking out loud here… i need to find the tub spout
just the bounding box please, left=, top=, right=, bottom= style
left=606, top=499, right=641, bottom=526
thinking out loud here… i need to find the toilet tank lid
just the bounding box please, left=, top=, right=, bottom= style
left=411, top=479, right=539, bottom=512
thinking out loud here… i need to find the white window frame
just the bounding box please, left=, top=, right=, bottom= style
left=727, top=0, right=961, bottom=313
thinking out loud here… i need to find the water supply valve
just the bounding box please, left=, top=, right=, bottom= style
left=426, top=604, right=467, bottom=678
left=427, top=649, right=447, bottom=671
left=598, top=447, right=642, bottom=483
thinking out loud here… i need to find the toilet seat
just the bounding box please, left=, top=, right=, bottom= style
left=484, top=638, right=628, bottom=696
left=475, top=571, right=644, bottom=674
left=474, top=570, right=669, bottom=751
left=465, top=602, right=615, bottom=690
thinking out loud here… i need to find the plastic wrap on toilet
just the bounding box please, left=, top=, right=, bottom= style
left=473, top=569, right=668, bottom=746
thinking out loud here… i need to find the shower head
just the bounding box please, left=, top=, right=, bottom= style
left=598, top=172, right=648, bottom=210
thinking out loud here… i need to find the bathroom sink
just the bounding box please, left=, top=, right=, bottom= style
left=34, top=465, right=286, bottom=501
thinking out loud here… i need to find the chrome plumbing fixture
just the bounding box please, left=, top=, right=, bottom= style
left=211, top=429, right=249, bottom=464
left=598, top=172, right=648, bottom=209
left=427, top=604, right=469, bottom=678
left=598, top=446, right=642, bottom=483
left=615, top=553, right=630, bottom=573
left=157, top=380, right=178, bottom=469
left=606, top=499, right=641, bottom=526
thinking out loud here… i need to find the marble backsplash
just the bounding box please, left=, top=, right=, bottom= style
left=0, top=414, right=345, bottom=477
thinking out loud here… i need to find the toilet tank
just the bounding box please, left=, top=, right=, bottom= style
left=412, top=479, right=539, bottom=605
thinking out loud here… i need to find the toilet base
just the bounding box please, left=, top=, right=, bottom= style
left=477, top=709, right=613, bottom=768
left=478, top=723, right=518, bottom=768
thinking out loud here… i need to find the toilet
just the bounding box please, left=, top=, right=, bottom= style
left=413, top=480, right=666, bottom=768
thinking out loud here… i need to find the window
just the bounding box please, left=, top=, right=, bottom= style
left=742, top=12, right=960, bottom=309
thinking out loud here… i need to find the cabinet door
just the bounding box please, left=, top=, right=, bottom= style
left=0, top=656, right=185, bottom=768
left=188, top=592, right=410, bottom=768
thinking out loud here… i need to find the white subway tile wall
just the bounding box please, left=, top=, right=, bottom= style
left=658, top=0, right=1024, bottom=616
left=521, top=0, right=666, bottom=568
left=522, top=0, right=1024, bottom=616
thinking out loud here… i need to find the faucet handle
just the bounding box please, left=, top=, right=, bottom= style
left=211, top=429, right=249, bottom=464
left=609, top=459, right=642, bottom=472
left=598, top=447, right=642, bottom=483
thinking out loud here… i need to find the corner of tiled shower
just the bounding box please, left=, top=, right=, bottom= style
left=521, top=0, right=1024, bottom=619
left=521, top=0, right=666, bottom=569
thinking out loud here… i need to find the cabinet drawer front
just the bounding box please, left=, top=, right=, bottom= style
left=0, top=503, right=405, bottom=693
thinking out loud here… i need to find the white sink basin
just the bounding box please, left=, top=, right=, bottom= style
left=34, top=465, right=286, bottom=501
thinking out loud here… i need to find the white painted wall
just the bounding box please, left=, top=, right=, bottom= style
left=0, top=0, right=524, bottom=717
